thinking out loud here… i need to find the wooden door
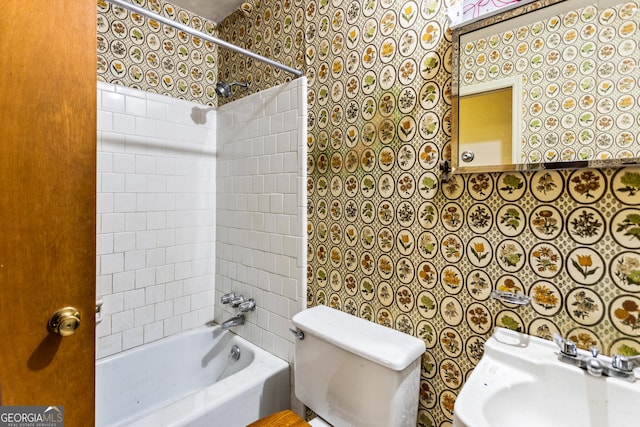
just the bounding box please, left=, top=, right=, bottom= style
left=0, top=1, right=96, bottom=424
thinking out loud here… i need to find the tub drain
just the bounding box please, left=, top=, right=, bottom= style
left=230, top=344, right=241, bottom=361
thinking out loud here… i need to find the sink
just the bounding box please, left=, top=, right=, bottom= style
left=453, top=328, right=640, bottom=427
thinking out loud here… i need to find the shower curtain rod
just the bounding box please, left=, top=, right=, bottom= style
left=106, top=0, right=303, bottom=78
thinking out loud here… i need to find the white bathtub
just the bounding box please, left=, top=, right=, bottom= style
left=96, top=326, right=291, bottom=427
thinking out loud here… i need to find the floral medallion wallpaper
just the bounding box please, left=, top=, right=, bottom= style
left=97, top=0, right=221, bottom=104
left=96, top=0, right=300, bottom=104
left=98, top=0, right=640, bottom=425
left=447, top=0, right=520, bottom=27
left=215, top=0, right=304, bottom=102
left=219, top=0, right=640, bottom=425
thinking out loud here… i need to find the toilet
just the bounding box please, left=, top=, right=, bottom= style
left=288, top=305, right=425, bottom=427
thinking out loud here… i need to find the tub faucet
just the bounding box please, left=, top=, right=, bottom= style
left=221, top=314, right=245, bottom=330
left=238, top=298, right=256, bottom=313
left=221, top=292, right=236, bottom=304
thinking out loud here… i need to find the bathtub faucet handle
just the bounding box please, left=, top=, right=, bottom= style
left=238, top=298, right=256, bottom=313
left=230, top=295, right=246, bottom=307
left=221, top=292, right=236, bottom=304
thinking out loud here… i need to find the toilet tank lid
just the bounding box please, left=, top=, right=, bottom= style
left=292, top=305, right=426, bottom=371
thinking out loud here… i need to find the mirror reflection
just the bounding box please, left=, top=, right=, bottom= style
left=452, top=0, right=640, bottom=173
left=459, top=76, right=522, bottom=167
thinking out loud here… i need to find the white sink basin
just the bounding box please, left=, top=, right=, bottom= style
left=453, top=328, right=640, bottom=427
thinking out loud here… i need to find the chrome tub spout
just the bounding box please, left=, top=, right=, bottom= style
left=221, top=314, right=245, bottom=330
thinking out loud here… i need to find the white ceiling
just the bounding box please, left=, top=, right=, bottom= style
left=171, top=0, right=245, bottom=23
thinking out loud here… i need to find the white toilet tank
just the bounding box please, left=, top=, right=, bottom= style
left=292, top=305, right=426, bottom=427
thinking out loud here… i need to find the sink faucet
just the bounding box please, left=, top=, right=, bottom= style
left=611, top=354, right=640, bottom=380
left=553, top=334, right=639, bottom=382
left=586, top=347, right=604, bottom=377
left=553, top=335, right=606, bottom=377
left=612, top=354, right=640, bottom=370
left=553, top=334, right=589, bottom=369
left=221, top=313, right=245, bottom=330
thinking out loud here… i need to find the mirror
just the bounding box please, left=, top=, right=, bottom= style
left=451, top=0, right=640, bottom=174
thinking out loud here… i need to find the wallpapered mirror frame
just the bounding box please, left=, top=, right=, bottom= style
left=450, top=0, right=640, bottom=174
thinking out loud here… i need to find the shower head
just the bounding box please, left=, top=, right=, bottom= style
left=215, top=81, right=250, bottom=98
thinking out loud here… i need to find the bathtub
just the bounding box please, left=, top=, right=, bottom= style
left=96, top=326, right=291, bottom=427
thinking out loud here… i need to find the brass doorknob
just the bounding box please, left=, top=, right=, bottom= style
left=49, top=307, right=81, bottom=336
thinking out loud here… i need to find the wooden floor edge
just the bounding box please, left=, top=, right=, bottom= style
left=247, top=409, right=311, bottom=427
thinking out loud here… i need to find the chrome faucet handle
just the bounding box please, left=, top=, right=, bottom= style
left=238, top=298, right=256, bottom=313
left=611, top=354, right=640, bottom=372
left=553, top=333, right=577, bottom=357
left=230, top=295, right=246, bottom=307
left=221, top=292, right=236, bottom=304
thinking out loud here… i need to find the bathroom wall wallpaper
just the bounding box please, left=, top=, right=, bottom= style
left=218, top=0, right=640, bottom=425
left=447, top=0, right=521, bottom=27
left=460, top=1, right=640, bottom=163
left=97, top=0, right=219, bottom=104
left=215, top=0, right=306, bottom=104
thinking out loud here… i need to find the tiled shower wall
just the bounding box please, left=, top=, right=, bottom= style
left=215, top=78, right=308, bottom=362
left=96, top=81, right=216, bottom=358
left=96, top=0, right=307, bottom=363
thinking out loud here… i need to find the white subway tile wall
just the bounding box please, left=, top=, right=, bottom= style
left=216, top=78, right=308, bottom=363
left=96, top=82, right=217, bottom=359
left=97, top=79, right=307, bottom=362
